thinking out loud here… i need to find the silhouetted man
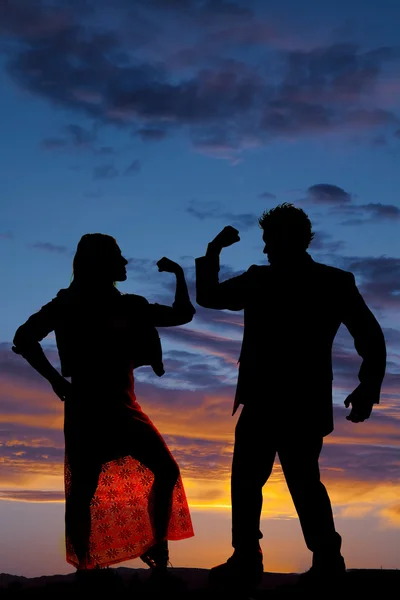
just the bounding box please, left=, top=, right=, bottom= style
left=195, top=203, right=386, bottom=591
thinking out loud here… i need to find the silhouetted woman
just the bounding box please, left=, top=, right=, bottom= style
left=12, top=233, right=195, bottom=581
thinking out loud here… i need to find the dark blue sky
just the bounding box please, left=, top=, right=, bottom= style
left=0, top=0, right=399, bottom=577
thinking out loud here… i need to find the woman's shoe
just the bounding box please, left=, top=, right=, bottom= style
left=141, top=540, right=186, bottom=592
left=140, top=540, right=169, bottom=569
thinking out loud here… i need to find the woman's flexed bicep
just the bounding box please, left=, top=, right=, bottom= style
left=148, top=301, right=195, bottom=327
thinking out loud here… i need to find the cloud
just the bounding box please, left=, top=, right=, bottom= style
left=162, top=349, right=232, bottom=388
left=0, top=442, right=64, bottom=467
left=322, top=410, right=400, bottom=486
left=337, top=255, right=400, bottom=312
left=0, top=0, right=72, bottom=39
left=92, top=159, right=140, bottom=179
left=96, top=146, right=115, bottom=155
left=136, top=128, right=167, bottom=141
left=309, top=231, right=345, bottom=254
left=30, top=242, right=69, bottom=254
left=40, top=137, right=68, bottom=150
left=0, top=490, right=65, bottom=502
left=41, top=122, right=116, bottom=155
left=302, top=184, right=400, bottom=225
left=191, top=126, right=261, bottom=162
left=306, top=183, right=352, bottom=205
left=187, top=200, right=257, bottom=230
left=93, top=164, right=119, bottom=180
left=195, top=308, right=244, bottom=333
left=160, top=325, right=241, bottom=368
left=382, top=327, right=400, bottom=349
left=381, top=503, right=400, bottom=525
left=128, top=0, right=253, bottom=21
left=340, top=203, right=400, bottom=225
left=1, top=325, right=400, bottom=516
left=2, top=3, right=399, bottom=160
left=124, top=159, right=141, bottom=175
left=259, top=191, right=277, bottom=200
left=371, top=134, right=387, bottom=147
left=65, top=123, right=96, bottom=146
left=125, top=257, right=156, bottom=273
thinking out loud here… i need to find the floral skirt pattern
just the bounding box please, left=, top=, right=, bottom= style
left=64, top=402, right=194, bottom=569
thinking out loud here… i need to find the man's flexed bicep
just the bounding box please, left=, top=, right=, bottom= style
left=196, top=225, right=248, bottom=311
left=341, top=272, right=386, bottom=394
left=195, top=254, right=251, bottom=311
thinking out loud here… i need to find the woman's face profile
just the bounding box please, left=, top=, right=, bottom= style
left=111, top=244, right=128, bottom=282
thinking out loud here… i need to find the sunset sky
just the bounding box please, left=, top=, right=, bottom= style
left=1, top=0, right=400, bottom=578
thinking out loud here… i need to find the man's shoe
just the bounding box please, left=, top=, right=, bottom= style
left=209, top=550, right=263, bottom=592
left=297, top=555, right=346, bottom=589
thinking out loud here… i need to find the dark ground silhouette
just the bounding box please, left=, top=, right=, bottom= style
left=1, top=567, right=399, bottom=598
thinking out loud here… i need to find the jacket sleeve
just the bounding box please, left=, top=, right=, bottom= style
left=195, top=254, right=254, bottom=311
left=341, top=272, right=387, bottom=401
left=13, top=298, right=59, bottom=354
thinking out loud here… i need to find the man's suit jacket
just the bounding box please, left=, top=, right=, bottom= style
left=195, top=252, right=386, bottom=436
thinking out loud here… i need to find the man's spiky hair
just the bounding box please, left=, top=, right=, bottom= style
left=258, top=202, right=315, bottom=249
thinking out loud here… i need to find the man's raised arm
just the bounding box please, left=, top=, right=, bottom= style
left=195, top=226, right=250, bottom=311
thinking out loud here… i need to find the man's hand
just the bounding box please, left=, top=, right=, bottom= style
left=156, top=257, right=183, bottom=275
left=206, top=226, right=240, bottom=257
left=50, top=375, right=73, bottom=402
left=344, top=383, right=377, bottom=422
left=211, top=226, right=240, bottom=249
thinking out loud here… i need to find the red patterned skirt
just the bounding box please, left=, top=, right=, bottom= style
left=63, top=384, right=194, bottom=569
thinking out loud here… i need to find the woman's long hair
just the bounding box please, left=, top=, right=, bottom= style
left=71, top=233, right=119, bottom=287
